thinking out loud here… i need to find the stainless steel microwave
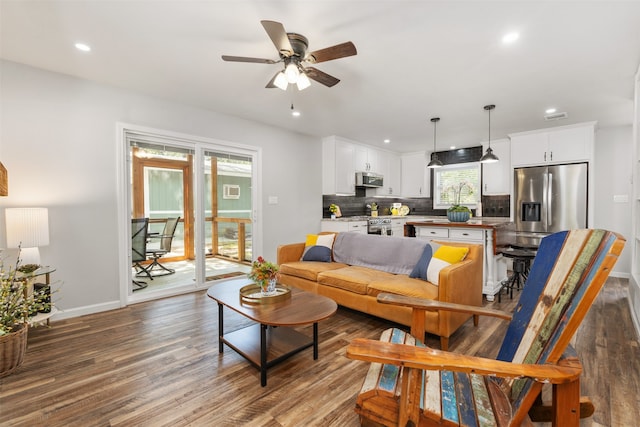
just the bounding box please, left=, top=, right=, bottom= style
left=355, top=172, right=383, bottom=188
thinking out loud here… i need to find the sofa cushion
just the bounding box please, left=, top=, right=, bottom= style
left=332, top=233, right=429, bottom=275
left=301, top=234, right=335, bottom=262
left=367, top=275, right=439, bottom=300
left=279, top=261, right=348, bottom=282
left=409, top=243, right=433, bottom=280
left=318, top=266, right=396, bottom=295
left=433, top=245, right=469, bottom=264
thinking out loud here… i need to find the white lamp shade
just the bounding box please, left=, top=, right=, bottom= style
left=274, top=72, right=288, bottom=91
left=296, top=72, right=311, bottom=90
left=5, top=207, right=50, bottom=248
left=284, top=62, right=299, bottom=83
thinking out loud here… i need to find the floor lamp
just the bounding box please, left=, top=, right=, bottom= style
left=5, top=207, right=50, bottom=266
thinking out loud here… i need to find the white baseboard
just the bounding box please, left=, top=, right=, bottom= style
left=49, top=300, right=122, bottom=321
left=609, top=271, right=630, bottom=279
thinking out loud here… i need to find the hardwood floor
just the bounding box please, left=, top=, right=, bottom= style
left=1, top=277, right=638, bottom=426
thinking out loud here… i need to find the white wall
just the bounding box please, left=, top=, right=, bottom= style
left=593, top=125, right=633, bottom=276
left=0, top=60, right=322, bottom=316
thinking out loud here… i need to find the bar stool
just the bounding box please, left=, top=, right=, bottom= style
left=499, top=248, right=536, bottom=302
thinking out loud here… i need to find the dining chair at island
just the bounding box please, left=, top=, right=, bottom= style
left=136, top=217, right=180, bottom=279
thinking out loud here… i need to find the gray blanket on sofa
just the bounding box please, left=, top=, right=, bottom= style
left=332, top=232, right=428, bottom=275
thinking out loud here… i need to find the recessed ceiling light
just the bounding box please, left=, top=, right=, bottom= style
left=502, top=32, right=520, bottom=44
left=291, top=110, right=301, bottom=117
left=383, top=139, right=391, bottom=144
left=450, top=145, right=456, bottom=150
left=545, top=108, right=557, bottom=114
left=74, top=42, right=91, bottom=52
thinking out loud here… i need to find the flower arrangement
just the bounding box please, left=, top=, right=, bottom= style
left=329, top=204, right=338, bottom=214
left=248, top=256, right=279, bottom=284
left=1, top=253, right=51, bottom=336
left=444, top=181, right=475, bottom=213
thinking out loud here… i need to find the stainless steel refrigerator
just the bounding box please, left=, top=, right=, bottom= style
left=514, top=163, right=588, bottom=245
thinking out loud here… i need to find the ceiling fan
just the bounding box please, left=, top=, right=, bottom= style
left=222, top=20, right=357, bottom=90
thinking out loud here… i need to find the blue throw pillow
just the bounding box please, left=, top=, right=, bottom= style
left=409, top=244, right=433, bottom=280
left=302, top=245, right=332, bottom=262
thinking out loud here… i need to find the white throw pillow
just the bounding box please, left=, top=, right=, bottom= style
left=426, top=257, right=451, bottom=286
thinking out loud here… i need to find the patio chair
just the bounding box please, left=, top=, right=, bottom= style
left=137, top=217, right=180, bottom=278
left=346, top=229, right=625, bottom=427
left=131, top=217, right=149, bottom=290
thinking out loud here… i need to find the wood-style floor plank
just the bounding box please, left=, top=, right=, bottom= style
left=1, top=277, right=637, bottom=426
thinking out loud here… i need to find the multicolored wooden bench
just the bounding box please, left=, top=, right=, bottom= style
left=346, top=229, right=625, bottom=427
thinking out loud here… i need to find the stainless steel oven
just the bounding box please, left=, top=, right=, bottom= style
left=367, top=218, right=392, bottom=235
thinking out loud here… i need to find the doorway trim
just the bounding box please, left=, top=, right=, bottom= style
left=116, top=122, right=262, bottom=307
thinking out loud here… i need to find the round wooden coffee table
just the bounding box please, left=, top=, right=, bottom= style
left=207, top=278, right=337, bottom=386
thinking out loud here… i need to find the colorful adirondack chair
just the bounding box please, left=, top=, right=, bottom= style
left=346, top=229, right=625, bottom=427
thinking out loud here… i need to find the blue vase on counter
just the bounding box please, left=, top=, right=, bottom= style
left=447, top=210, right=470, bottom=222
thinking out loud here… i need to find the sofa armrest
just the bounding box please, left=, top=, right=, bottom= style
left=437, top=251, right=483, bottom=306
left=277, top=242, right=305, bottom=264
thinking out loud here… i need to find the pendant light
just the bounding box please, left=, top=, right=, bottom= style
left=480, top=104, right=499, bottom=163
left=427, top=117, right=443, bottom=168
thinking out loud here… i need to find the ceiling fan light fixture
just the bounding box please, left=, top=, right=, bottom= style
left=427, top=117, right=444, bottom=169
left=296, top=72, right=311, bottom=90
left=285, top=61, right=300, bottom=83
left=480, top=104, right=499, bottom=164
left=274, top=72, right=288, bottom=90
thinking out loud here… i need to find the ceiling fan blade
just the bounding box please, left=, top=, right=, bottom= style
left=261, top=20, right=293, bottom=56
left=306, top=41, right=357, bottom=64
left=305, top=67, right=340, bottom=87
left=221, top=55, right=277, bottom=64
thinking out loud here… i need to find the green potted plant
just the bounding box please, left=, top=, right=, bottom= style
left=445, top=182, right=474, bottom=222
left=0, top=252, right=51, bottom=377
left=329, top=204, right=339, bottom=219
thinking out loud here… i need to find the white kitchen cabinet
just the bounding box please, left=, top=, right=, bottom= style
left=320, top=220, right=367, bottom=234
left=322, top=136, right=356, bottom=195
left=510, top=122, right=595, bottom=167
left=354, top=145, right=379, bottom=173
left=389, top=217, right=406, bottom=236
left=401, top=151, right=430, bottom=197
left=376, top=152, right=401, bottom=196
left=481, top=138, right=510, bottom=195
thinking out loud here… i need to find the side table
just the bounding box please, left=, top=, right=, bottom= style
left=16, top=266, right=57, bottom=326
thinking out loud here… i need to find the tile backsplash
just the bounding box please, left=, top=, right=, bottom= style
left=322, top=194, right=510, bottom=218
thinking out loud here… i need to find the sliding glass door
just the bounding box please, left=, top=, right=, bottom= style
left=125, top=130, right=256, bottom=297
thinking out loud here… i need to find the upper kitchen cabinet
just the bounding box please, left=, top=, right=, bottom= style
left=510, top=122, right=596, bottom=167
left=481, top=138, right=510, bottom=195
left=401, top=151, right=430, bottom=197
left=376, top=152, right=401, bottom=196
left=322, top=136, right=356, bottom=195
left=354, top=145, right=380, bottom=173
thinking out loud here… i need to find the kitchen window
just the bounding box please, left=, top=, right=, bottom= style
left=433, top=162, right=480, bottom=209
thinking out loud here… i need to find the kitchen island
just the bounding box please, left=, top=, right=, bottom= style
left=406, top=219, right=512, bottom=300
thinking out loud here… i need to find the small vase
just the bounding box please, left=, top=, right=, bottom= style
left=260, top=278, right=277, bottom=296
left=447, top=210, right=471, bottom=222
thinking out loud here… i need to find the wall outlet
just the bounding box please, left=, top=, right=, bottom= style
left=613, top=194, right=629, bottom=203
left=268, top=196, right=278, bottom=205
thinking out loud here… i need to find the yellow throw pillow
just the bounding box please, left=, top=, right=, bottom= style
left=433, top=245, right=469, bottom=264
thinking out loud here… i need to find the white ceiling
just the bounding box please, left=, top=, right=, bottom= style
left=2, top=1, right=640, bottom=153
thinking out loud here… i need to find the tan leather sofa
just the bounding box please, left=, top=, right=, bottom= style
left=277, top=233, right=483, bottom=350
